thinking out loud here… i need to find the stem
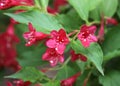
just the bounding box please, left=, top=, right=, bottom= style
left=34, top=0, right=41, bottom=9
left=72, top=31, right=80, bottom=40
left=83, top=71, right=92, bottom=86
left=87, top=21, right=100, bottom=26
left=68, top=30, right=79, bottom=37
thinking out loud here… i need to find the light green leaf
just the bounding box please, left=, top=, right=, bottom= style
left=89, top=0, right=102, bottom=11
left=42, top=81, right=60, bottom=86
left=56, top=65, right=77, bottom=80
left=40, top=0, right=49, bottom=11
left=5, top=10, right=63, bottom=33
left=68, top=0, right=89, bottom=22
left=99, top=71, right=120, bottom=86
left=68, top=0, right=101, bottom=22
left=100, top=0, right=118, bottom=17
left=5, top=67, right=45, bottom=83
left=71, top=40, right=104, bottom=75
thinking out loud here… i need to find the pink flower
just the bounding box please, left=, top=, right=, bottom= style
left=0, top=0, right=33, bottom=10
left=46, top=29, right=69, bottom=54
left=23, top=23, right=49, bottom=46
left=61, top=72, right=81, bottom=86
left=70, top=50, right=87, bottom=62
left=78, top=25, right=98, bottom=47
left=106, top=17, right=118, bottom=26
left=0, top=0, right=14, bottom=10
left=42, top=48, right=64, bottom=67
left=53, top=0, right=68, bottom=12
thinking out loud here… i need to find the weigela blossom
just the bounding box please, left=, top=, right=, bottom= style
left=70, top=50, right=87, bottom=62
left=78, top=25, right=98, bottom=47
left=23, top=23, right=49, bottom=46
left=106, top=17, right=118, bottom=26
left=46, top=29, right=69, bottom=54
left=7, top=80, right=31, bottom=86
left=53, top=0, right=68, bottom=12
left=47, top=6, right=57, bottom=14
left=42, top=48, right=64, bottom=67
left=61, top=72, right=81, bottom=86
left=0, top=23, right=20, bottom=70
left=0, top=0, right=33, bottom=10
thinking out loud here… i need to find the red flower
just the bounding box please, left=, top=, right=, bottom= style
left=53, top=0, right=68, bottom=12
left=106, top=17, right=118, bottom=26
left=97, top=15, right=105, bottom=42
left=78, top=25, right=98, bottom=47
left=42, top=48, right=64, bottom=66
left=46, top=29, right=69, bottom=54
left=70, top=50, right=87, bottom=62
left=61, top=72, right=81, bottom=86
left=0, top=23, right=20, bottom=70
left=7, top=80, right=31, bottom=86
left=23, top=23, right=48, bottom=46
left=47, top=6, right=58, bottom=14
left=0, top=0, right=33, bottom=10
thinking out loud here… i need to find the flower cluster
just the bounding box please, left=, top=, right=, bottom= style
left=23, top=23, right=48, bottom=46
left=43, top=29, right=69, bottom=66
left=7, top=80, right=31, bottom=86
left=78, top=24, right=98, bottom=47
left=0, top=0, right=33, bottom=10
left=0, top=20, right=20, bottom=71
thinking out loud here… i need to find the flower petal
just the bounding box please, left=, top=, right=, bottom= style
left=46, top=39, right=56, bottom=48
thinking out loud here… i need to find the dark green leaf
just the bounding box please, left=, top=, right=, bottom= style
left=6, top=67, right=45, bottom=83
left=5, top=10, right=63, bottom=33
left=71, top=40, right=104, bottom=75
left=15, top=24, right=47, bottom=67
left=56, top=10, right=82, bottom=32
left=99, top=71, right=120, bottom=86
left=101, top=25, right=120, bottom=61
left=56, top=65, right=77, bottom=80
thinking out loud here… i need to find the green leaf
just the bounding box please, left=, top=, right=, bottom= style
left=15, top=24, right=47, bottom=67
left=68, top=0, right=101, bottom=22
left=89, top=0, right=102, bottom=11
left=56, top=10, right=82, bottom=32
left=40, top=0, right=49, bottom=11
left=56, top=65, right=77, bottom=80
left=6, top=67, right=45, bottom=83
left=99, top=0, right=118, bottom=17
left=117, top=0, right=120, bottom=18
left=5, top=10, right=63, bottom=33
left=101, top=25, right=120, bottom=61
left=68, top=0, right=89, bottom=22
left=34, top=0, right=49, bottom=11
left=42, top=81, right=60, bottom=86
left=99, top=71, right=120, bottom=86
left=71, top=40, right=104, bottom=75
